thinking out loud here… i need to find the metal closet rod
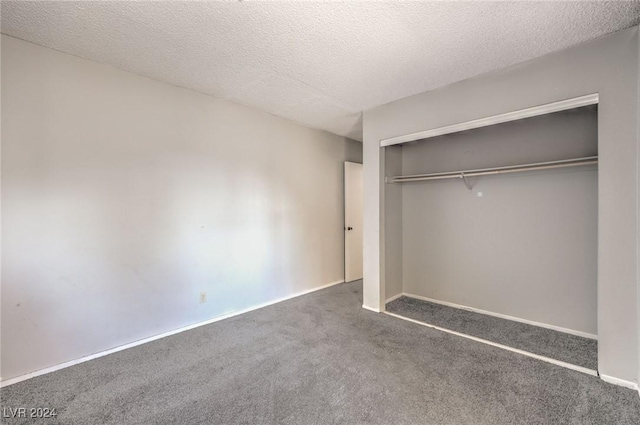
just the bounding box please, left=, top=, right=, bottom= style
left=386, top=156, right=598, bottom=184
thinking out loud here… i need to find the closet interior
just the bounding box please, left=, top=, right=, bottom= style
left=383, top=104, right=599, bottom=372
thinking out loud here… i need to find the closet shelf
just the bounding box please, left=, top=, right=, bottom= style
left=385, top=156, right=598, bottom=189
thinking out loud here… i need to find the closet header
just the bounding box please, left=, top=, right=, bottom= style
left=386, top=156, right=598, bottom=189
left=379, top=93, right=599, bottom=147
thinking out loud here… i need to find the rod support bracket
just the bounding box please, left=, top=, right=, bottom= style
left=461, top=172, right=472, bottom=190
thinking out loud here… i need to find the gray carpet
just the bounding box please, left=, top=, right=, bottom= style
left=2, top=280, right=639, bottom=425
left=386, top=296, right=598, bottom=371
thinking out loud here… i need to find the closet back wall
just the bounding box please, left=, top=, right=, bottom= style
left=400, top=107, right=598, bottom=335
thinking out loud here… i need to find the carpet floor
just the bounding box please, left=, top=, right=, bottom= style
left=2, top=280, right=639, bottom=425
left=386, top=296, right=597, bottom=370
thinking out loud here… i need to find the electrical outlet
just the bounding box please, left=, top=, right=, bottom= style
left=477, top=191, right=483, bottom=197
left=199, top=292, right=207, bottom=303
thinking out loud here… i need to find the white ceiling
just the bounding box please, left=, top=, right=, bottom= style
left=2, top=1, right=640, bottom=141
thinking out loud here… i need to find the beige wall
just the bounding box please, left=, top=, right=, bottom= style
left=364, top=26, right=639, bottom=383
left=0, top=35, right=361, bottom=381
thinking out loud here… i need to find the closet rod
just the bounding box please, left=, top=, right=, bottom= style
left=386, top=156, right=598, bottom=184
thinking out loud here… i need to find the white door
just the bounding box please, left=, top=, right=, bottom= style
left=344, top=162, right=363, bottom=282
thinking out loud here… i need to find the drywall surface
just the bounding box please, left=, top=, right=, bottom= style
left=364, top=26, right=639, bottom=382
left=383, top=145, right=403, bottom=301
left=638, top=27, right=640, bottom=390
left=401, top=108, right=598, bottom=335
left=0, top=35, right=361, bottom=381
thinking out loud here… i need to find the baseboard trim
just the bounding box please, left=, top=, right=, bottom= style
left=385, top=293, right=404, bottom=303
left=362, top=304, right=381, bottom=313
left=600, top=374, right=639, bottom=391
left=384, top=311, right=598, bottom=377
left=401, top=293, right=597, bottom=340
left=0, top=279, right=345, bottom=388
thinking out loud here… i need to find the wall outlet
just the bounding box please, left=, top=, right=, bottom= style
left=477, top=191, right=483, bottom=197
left=199, top=292, right=207, bottom=303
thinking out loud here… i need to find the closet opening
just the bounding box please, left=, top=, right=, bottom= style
left=382, top=103, right=598, bottom=373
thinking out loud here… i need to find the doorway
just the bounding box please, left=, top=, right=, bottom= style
left=344, top=161, right=363, bottom=282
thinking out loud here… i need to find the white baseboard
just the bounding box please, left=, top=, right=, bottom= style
left=401, top=293, right=597, bottom=340
left=600, top=374, right=639, bottom=391
left=384, top=311, right=597, bottom=376
left=385, top=292, right=404, bottom=303
left=362, top=304, right=381, bottom=313
left=0, top=279, right=345, bottom=388
left=388, top=296, right=640, bottom=396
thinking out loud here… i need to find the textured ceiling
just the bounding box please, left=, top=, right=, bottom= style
left=2, top=1, right=640, bottom=141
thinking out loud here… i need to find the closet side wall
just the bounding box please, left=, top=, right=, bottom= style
left=401, top=108, right=598, bottom=335
left=384, top=145, right=403, bottom=301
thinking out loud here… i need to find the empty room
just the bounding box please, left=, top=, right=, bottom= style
left=2, top=1, right=640, bottom=424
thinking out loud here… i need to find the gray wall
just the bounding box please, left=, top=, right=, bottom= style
left=363, top=26, right=639, bottom=383
left=400, top=107, right=598, bottom=335
left=383, top=145, right=403, bottom=300
left=1, top=35, right=362, bottom=381
left=638, top=28, right=640, bottom=390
